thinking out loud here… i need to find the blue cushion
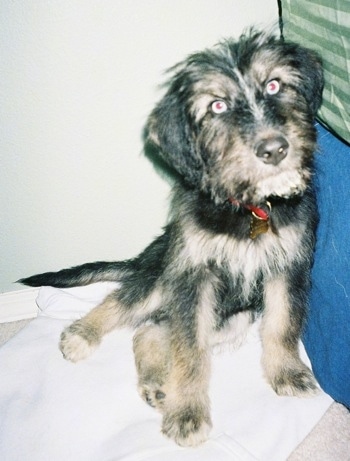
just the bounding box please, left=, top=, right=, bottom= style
left=304, top=123, right=350, bottom=408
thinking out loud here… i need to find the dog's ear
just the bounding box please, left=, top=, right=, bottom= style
left=294, top=46, right=324, bottom=116
left=145, top=89, right=203, bottom=188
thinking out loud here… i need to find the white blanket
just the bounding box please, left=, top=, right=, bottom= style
left=0, top=283, right=332, bottom=461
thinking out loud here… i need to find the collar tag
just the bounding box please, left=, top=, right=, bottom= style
left=249, top=202, right=271, bottom=239
left=228, top=198, right=271, bottom=239
left=250, top=213, right=269, bottom=239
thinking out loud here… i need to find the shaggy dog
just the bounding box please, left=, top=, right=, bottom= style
left=20, top=29, right=324, bottom=447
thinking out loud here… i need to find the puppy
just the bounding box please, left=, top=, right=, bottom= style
left=20, top=29, right=324, bottom=447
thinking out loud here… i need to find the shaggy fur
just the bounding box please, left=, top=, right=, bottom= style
left=20, top=29, right=324, bottom=447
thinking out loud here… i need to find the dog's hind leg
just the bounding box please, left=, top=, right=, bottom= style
left=134, top=300, right=214, bottom=447
left=161, top=328, right=212, bottom=447
left=134, top=320, right=213, bottom=446
left=133, top=323, right=171, bottom=410
left=260, top=274, right=318, bottom=396
left=60, top=287, right=163, bottom=362
left=154, top=274, right=218, bottom=447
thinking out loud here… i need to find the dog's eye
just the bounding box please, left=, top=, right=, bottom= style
left=266, top=79, right=280, bottom=95
left=211, top=100, right=228, bottom=114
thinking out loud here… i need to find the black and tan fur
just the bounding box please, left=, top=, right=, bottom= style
left=20, top=29, right=324, bottom=447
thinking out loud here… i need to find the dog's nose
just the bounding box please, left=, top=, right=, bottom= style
left=255, top=136, right=289, bottom=165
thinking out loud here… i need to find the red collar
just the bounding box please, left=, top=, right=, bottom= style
left=228, top=198, right=270, bottom=221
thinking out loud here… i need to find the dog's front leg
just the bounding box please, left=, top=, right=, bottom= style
left=260, top=274, right=318, bottom=396
left=60, top=288, right=158, bottom=362
left=59, top=292, right=122, bottom=362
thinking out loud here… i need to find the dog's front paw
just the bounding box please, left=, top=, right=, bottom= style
left=59, top=322, right=99, bottom=362
left=162, top=406, right=212, bottom=447
left=271, top=364, right=319, bottom=397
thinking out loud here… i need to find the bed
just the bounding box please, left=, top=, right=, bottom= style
left=0, top=283, right=332, bottom=460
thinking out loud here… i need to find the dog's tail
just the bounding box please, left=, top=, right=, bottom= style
left=18, top=260, right=131, bottom=288
left=19, top=226, right=172, bottom=289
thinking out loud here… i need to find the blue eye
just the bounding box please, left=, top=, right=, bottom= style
left=211, top=100, right=228, bottom=114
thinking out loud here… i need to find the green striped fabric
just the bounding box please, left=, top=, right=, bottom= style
left=281, top=0, right=350, bottom=144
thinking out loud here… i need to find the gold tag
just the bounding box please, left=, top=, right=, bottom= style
left=250, top=213, right=269, bottom=239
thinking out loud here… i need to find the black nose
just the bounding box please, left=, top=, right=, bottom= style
left=255, top=136, right=289, bottom=165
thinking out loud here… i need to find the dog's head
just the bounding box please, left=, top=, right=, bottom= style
left=146, top=29, right=323, bottom=204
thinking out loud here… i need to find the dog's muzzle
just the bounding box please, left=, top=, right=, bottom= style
left=255, top=135, right=289, bottom=166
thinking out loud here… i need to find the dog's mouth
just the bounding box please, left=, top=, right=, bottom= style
left=218, top=164, right=310, bottom=205
left=243, top=169, right=309, bottom=203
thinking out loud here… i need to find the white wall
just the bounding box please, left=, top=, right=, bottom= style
left=1, top=0, right=278, bottom=293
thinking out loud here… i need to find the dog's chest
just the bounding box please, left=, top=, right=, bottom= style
left=182, top=223, right=302, bottom=287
